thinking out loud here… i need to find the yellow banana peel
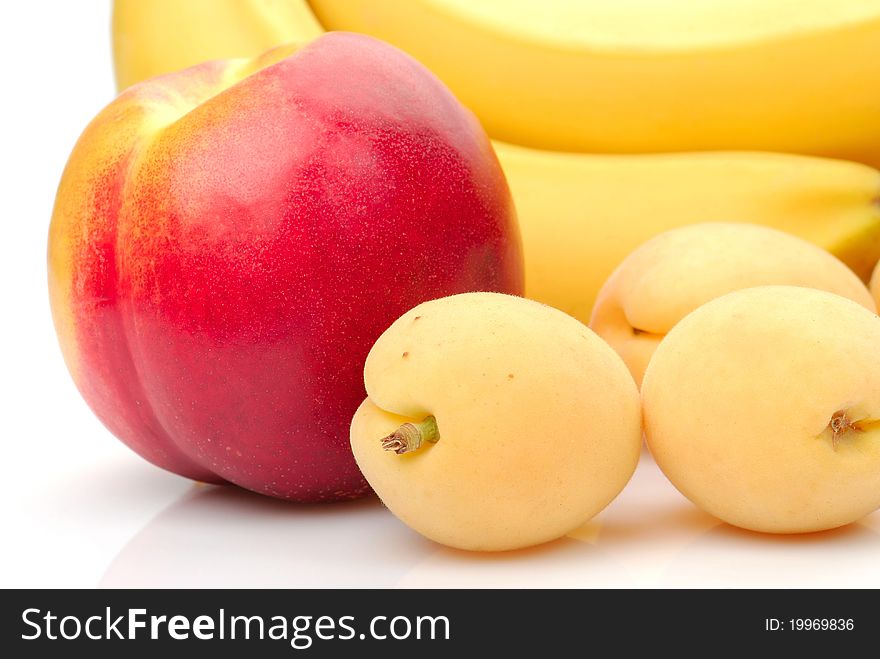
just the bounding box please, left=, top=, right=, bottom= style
left=497, top=143, right=880, bottom=321
left=111, top=0, right=880, bottom=323
left=312, top=0, right=880, bottom=167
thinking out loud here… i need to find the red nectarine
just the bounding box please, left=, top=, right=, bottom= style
left=48, top=33, right=522, bottom=501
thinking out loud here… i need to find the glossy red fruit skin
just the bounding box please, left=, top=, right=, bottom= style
left=49, top=33, right=522, bottom=501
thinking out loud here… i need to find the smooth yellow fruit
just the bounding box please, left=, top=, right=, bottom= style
left=871, top=261, right=880, bottom=308
left=112, top=0, right=323, bottom=89
left=590, top=223, right=876, bottom=386
left=350, top=292, right=641, bottom=551
left=498, top=143, right=880, bottom=323
left=311, top=0, right=880, bottom=165
left=642, top=286, right=880, bottom=534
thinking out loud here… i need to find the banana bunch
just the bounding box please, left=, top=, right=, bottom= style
left=310, top=0, right=880, bottom=167
left=113, top=0, right=880, bottom=322
left=498, top=143, right=880, bottom=321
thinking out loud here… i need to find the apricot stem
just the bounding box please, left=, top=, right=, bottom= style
left=829, top=410, right=857, bottom=449
left=380, top=416, right=439, bottom=455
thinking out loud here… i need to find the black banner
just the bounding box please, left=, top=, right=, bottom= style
left=0, top=589, right=874, bottom=655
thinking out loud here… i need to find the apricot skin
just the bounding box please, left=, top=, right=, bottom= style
left=350, top=292, right=641, bottom=551
left=642, top=285, right=880, bottom=534
left=870, top=259, right=880, bottom=308
left=590, top=223, right=875, bottom=386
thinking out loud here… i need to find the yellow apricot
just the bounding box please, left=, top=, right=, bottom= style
left=350, top=292, right=641, bottom=551
left=642, top=286, right=880, bottom=533
left=590, top=223, right=875, bottom=386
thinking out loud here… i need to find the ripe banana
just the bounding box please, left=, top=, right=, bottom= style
left=498, top=143, right=880, bottom=322
left=312, top=0, right=880, bottom=167
left=113, top=0, right=323, bottom=90
left=111, top=0, right=880, bottom=323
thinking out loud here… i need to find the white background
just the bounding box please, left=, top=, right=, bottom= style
left=1, top=1, right=879, bottom=588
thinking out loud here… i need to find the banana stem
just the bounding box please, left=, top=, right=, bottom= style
left=380, top=416, right=440, bottom=455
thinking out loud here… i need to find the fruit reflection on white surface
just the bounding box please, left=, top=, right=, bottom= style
left=98, top=453, right=880, bottom=588
left=661, top=524, right=880, bottom=588
left=100, top=483, right=631, bottom=589
left=101, top=491, right=420, bottom=588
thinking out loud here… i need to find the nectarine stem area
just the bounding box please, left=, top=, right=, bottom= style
left=380, top=416, right=440, bottom=455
